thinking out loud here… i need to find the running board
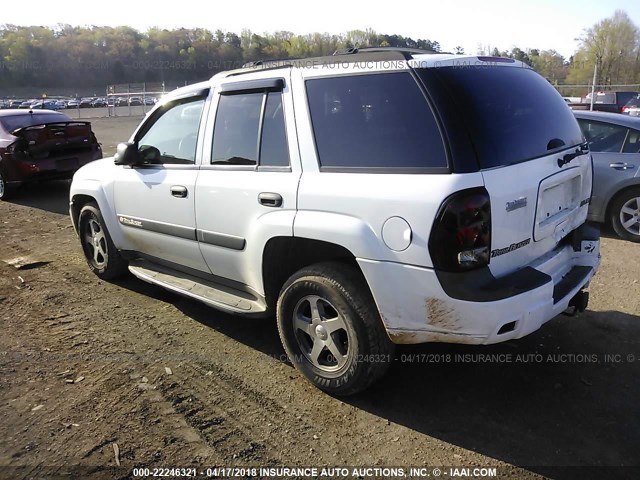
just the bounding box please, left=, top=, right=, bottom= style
left=128, top=259, right=267, bottom=314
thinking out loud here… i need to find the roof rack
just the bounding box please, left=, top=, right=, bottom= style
left=333, top=47, right=439, bottom=58
left=224, top=47, right=444, bottom=78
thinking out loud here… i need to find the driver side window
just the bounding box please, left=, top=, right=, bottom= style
left=137, top=99, right=205, bottom=164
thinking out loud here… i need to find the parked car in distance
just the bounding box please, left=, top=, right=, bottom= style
left=92, top=98, right=108, bottom=108
left=19, top=100, right=36, bottom=109
left=29, top=100, right=62, bottom=110
left=69, top=49, right=600, bottom=395
left=571, top=91, right=640, bottom=114
left=66, top=99, right=80, bottom=109
left=574, top=110, right=640, bottom=242
left=0, top=109, right=102, bottom=200
left=622, top=95, right=640, bottom=117
left=128, top=97, right=142, bottom=106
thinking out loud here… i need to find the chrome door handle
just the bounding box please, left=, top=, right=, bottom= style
left=609, top=162, right=635, bottom=170
left=258, top=192, right=282, bottom=207
left=171, top=185, right=188, bottom=198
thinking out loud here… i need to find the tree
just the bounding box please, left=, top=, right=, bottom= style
left=566, top=10, right=640, bottom=86
left=530, top=49, right=568, bottom=83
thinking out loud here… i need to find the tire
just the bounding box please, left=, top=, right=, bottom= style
left=277, top=262, right=395, bottom=396
left=78, top=202, right=129, bottom=279
left=0, top=169, right=14, bottom=200
left=610, top=187, right=640, bottom=242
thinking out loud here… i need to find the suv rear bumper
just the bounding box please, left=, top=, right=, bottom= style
left=358, top=227, right=600, bottom=345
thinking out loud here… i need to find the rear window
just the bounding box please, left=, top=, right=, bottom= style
left=306, top=72, right=447, bottom=171
left=588, top=92, right=616, bottom=104
left=0, top=113, right=72, bottom=133
left=625, top=96, right=640, bottom=108
left=418, top=66, right=584, bottom=169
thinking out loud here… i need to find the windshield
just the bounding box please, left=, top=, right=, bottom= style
left=417, top=66, right=584, bottom=169
left=0, top=112, right=72, bottom=133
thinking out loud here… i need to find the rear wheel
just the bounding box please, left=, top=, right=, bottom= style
left=277, top=262, right=394, bottom=396
left=78, top=202, right=128, bottom=279
left=610, top=188, right=640, bottom=242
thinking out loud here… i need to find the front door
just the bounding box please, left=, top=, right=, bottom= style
left=113, top=94, right=211, bottom=273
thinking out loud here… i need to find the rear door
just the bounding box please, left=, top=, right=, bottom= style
left=194, top=71, right=301, bottom=292
left=419, top=63, right=591, bottom=277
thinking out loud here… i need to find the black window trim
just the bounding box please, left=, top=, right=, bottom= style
left=134, top=88, right=209, bottom=143
left=303, top=70, right=451, bottom=174
left=220, top=78, right=285, bottom=95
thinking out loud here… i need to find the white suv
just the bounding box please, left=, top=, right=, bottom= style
left=69, top=48, right=600, bottom=395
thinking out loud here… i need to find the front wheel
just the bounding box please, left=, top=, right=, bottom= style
left=78, top=202, right=129, bottom=279
left=0, top=170, right=14, bottom=200
left=277, top=262, right=394, bottom=396
left=610, top=188, right=640, bottom=242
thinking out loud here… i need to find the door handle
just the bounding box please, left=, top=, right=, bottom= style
left=258, top=192, right=283, bottom=207
left=609, top=162, right=635, bottom=170
left=171, top=185, right=188, bottom=198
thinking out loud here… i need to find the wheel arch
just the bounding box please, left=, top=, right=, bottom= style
left=604, top=182, right=640, bottom=226
left=70, top=180, right=125, bottom=247
left=262, top=236, right=367, bottom=312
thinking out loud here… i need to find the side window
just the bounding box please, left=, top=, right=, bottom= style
left=622, top=128, right=640, bottom=154
left=212, top=93, right=262, bottom=165
left=305, top=72, right=447, bottom=170
left=260, top=92, right=289, bottom=167
left=578, top=119, right=628, bottom=153
left=211, top=90, right=290, bottom=167
left=137, top=99, right=205, bottom=164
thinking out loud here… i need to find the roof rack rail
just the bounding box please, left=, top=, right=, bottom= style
left=332, top=46, right=439, bottom=58
left=242, top=60, right=264, bottom=68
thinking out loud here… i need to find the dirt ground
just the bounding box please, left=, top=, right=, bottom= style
left=1, top=117, right=639, bottom=480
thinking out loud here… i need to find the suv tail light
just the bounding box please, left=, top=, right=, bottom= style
left=429, top=187, right=491, bottom=271
left=621, top=106, right=629, bottom=113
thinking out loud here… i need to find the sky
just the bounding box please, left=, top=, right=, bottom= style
left=2, top=0, right=639, bottom=59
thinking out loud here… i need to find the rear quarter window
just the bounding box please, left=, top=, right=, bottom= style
left=306, top=72, right=447, bottom=171
left=419, top=66, right=584, bottom=169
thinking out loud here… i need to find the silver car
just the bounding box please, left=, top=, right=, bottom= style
left=574, top=111, right=640, bottom=241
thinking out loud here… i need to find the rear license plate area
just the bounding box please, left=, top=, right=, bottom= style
left=535, top=169, right=582, bottom=241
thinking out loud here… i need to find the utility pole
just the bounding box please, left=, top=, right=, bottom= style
left=589, top=56, right=599, bottom=111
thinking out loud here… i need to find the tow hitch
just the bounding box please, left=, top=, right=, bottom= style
left=563, top=290, right=589, bottom=316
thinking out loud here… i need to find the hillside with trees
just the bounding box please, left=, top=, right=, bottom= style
left=0, top=26, right=441, bottom=90
left=0, top=10, right=638, bottom=93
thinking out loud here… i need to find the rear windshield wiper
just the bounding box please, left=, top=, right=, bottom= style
left=558, top=142, right=589, bottom=168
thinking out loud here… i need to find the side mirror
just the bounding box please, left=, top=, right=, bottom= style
left=114, top=142, right=139, bottom=166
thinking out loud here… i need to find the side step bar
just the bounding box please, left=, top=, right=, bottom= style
left=128, top=259, right=267, bottom=315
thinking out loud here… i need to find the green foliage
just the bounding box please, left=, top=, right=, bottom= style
left=566, top=10, right=640, bottom=87
left=0, top=25, right=442, bottom=89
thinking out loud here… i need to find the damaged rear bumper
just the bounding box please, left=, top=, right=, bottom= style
left=358, top=224, right=601, bottom=345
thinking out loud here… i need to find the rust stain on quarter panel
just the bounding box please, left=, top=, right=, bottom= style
left=425, top=298, right=463, bottom=331
left=388, top=331, right=418, bottom=344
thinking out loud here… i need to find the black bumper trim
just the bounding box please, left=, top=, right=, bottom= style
left=435, top=266, right=552, bottom=303
left=552, top=266, right=592, bottom=304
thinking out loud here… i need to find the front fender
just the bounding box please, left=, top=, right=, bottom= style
left=70, top=177, right=125, bottom=249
